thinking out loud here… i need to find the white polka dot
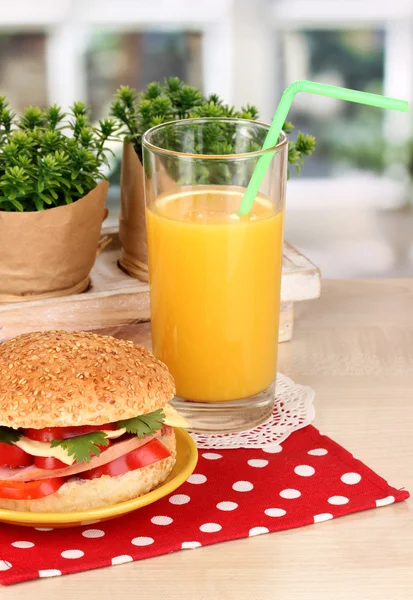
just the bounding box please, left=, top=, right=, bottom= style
left=341, top=472, right=362, bottom=485
left=308, top=448, right=328, bottom=456
left=35, top=527, right=53, bottom=531
left=111, top=555, right=133, bottom=565
left=328, top=495, right=349, bottom=505
left=313, top=513, right=334, bottom=523
left=249, top=527, right=269, bottom=536
left=202, top=452, right=222, bottom=460
left=151, top=515, right=173, bottom=526
left=294, top=465, right=315, bottom=477
left=262, top=444, right=283, bottom=454
left=82, top=529, right=105, bottom=538
left=264, top=508, right=286, bottom=517
left=39, top=569, right=61, bottom=578
left=217, top=501, right=238, bottom=511
left=376, top=495, right=395, bottom=507
left=248, top=459, right=269, bottom=468
left=199, top=522, right=222, bottom=533
left=61, top=550, right=84, bottom=559
left=182, top=541, right=202, bottom=549
left=11, top=541, right=34, bottom=549
left=187, top=474, right=207, bottom=484
left=0, top=560, right=12, bottom=571
left=232, top=480, right=254, bottom=492
left=131, top=536, right=154, bottom=546
left=169, top=494, right=191, bottom=505
left=280, top=488, right=301, bottom=499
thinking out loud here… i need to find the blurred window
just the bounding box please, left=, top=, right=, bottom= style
left=84, top=29, right=202, bottom=190
left=0, top=33, right=47, bottom=111
left=86, top=30, right=202, bottom=121
left=281, top=30, right=385, bottom=178
left=0, top=0, right=411, bottom=208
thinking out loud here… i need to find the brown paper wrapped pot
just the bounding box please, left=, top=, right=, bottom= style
left=0, top=180, right=108, bottom=302
left=118, top=142, right=149, bottom=282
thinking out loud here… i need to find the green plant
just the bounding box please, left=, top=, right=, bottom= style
left=111, top=78, right=316, bottom=178
left=334, top=139, right=388, bottom=174
left=406, top=140, right=413, bottom=183
left=331, top=137, right=413, bottom=207
left=335, top=138, right=413, bottom=181
left=0, top=98, right=119, bottom=212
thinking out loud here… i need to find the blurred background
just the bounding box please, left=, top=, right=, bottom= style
left=1, top=0, right=412, bottom=278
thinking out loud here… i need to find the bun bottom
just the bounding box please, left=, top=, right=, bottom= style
left=0, top=429, right=176, bottom=513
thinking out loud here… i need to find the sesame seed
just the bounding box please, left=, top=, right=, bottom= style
left=0, top=330, right=174, bottom=428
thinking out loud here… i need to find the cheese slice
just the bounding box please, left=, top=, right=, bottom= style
left=15, top=437, right=74, bottom=466
left=15, top=429, right=127, bottom=466
left=103, top=428, right=126, bottom=440
left=13, top=405, right=188, bottom=464
left=163, top=403, right=191, bottom=429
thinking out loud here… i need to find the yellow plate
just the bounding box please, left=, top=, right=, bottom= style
left=0, top=428, right=197, bottom=528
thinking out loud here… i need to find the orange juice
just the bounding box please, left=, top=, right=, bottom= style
left=146, top=186, right=284, bottom=402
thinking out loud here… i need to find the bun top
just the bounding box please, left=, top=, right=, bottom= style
left=0, top=330, right=175, bottom=429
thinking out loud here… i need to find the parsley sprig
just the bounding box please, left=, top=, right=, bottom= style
left=50, top=431, right=109, bottom=463
left=0, top=426, right=22, bottom=445
left=49, top=409, right=165, bottom=463
left=117, top=409, right=165, bottom=438
left=0, top=408, right=166, bottom=464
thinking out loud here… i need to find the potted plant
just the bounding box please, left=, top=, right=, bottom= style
left=0, top=99, right=118, bottom=302
left=111, top=77, right=316, bottom=281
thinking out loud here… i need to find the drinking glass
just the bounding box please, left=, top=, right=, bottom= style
left=142, top=118, right=288, bottom=432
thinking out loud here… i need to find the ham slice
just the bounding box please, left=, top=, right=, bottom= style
left=0, top=432, right=163, bottom=482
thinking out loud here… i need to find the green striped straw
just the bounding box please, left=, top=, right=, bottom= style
left=238, top=80, right=409, bottom=216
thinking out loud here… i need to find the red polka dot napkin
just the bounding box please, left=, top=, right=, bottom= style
left=0, top=425, right=409, bottom=585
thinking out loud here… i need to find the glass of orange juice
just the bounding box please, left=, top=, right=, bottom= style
left=142, top=118, right=288, bottom=432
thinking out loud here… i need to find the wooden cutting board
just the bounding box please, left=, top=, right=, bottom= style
left=0, top=227, right=320, bottom=344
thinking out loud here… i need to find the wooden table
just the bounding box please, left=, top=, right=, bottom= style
left=4, top=280, right=413, bottom=600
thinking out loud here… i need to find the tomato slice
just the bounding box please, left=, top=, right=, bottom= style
left=81, top=439, right=170, bottom=480
left=24, top=428, right=61, bottom=442
left=33, top=440, right=111, bottom=470
left=62, top=424, right=117, bottom=439
left=24, top=423, right=117, bottom=442
left=0, top=477, right=65, bottom=500
left=34, top=456, right=68, bottom=470
left=0, top=442, right=33, bottom=468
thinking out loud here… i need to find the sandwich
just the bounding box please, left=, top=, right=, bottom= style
left=0, top=330, right=189, bottom=513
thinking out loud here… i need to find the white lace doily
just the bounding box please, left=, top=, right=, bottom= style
left=191, top=373, right=315, bottom=449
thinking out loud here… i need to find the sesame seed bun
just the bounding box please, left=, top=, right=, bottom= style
left=0, top=428, right=176, bottom=512
left=0, top=330, right=175, bottom=429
